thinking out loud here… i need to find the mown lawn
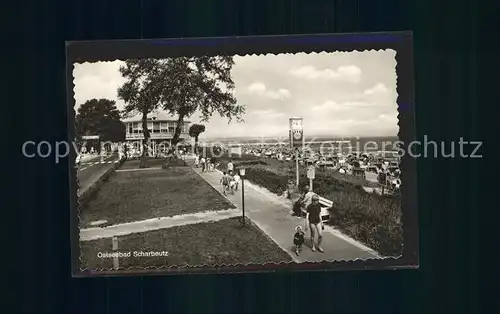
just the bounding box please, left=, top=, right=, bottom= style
left=79, top=165, right=235, bottom=228
left=119, top=157, right=186, bottom=170
left=80, top=217, right=293, bottom=270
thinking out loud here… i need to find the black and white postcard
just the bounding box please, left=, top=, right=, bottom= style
left=67, top=32, right=418, bottom=276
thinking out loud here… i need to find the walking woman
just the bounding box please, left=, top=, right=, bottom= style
left=304, top=194, right=324, bottom=252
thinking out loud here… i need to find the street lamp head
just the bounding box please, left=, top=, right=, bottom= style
left=239, top=168, right=246, bottom=176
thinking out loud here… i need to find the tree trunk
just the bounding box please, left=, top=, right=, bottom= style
left=162, top=114, right=185, bottom=169
left=194, top=136, right=199, bottom=152
left=171, top=114, right=185, bottom=147
left=140, top=111, right=150, bottom=168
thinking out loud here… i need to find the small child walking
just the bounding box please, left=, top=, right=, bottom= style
left=220, top=171, right=231, bottom=196
left=293, top=225, right=305, bottom=256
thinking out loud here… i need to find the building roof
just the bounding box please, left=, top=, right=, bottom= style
left=121, top=111, right=191, bottom=123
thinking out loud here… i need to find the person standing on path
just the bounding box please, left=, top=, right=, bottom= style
left=194, top=154, right=199, bottom=168
left=232, top=172, right=240, bottom=191
left=227, top=160, right=234, bottom=174
left=220, top=171, right=231, bottom=196
left=301, top=185, right=316, bottom=215
left=305, top=194, right=324, bottom=253
left=200, top=156, right=206, bottom=172
left=206, top=157, right=211, bottom=171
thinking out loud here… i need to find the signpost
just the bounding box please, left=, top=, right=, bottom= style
left=289, top=117, right=304, bottom=187
left=307, top=165, right=315, bottom=191
left=239, top=168, right=246, bottom=226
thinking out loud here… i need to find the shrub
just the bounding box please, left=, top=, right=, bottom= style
left=209, top=155, right=403, bottom=256
left=244, top=167, right=289, bottom=195
left=328, top=195, right=403, bottom=256
left=204, top=153, right=403, bottom=255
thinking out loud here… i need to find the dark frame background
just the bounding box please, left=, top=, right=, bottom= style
left=67, top=32, right=419, bottom=277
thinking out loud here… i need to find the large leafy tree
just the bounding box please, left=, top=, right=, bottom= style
left=154, top=56, right=244, bottom=147
left=117, top=56, right=244, bottom=167
left=188, top=124, right=206, bottom=150
left=117, top=59, right=162, bottom=168
left=75, top=98, right=126, bottom=145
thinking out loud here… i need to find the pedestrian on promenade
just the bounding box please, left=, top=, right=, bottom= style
left=305, top=194, right=324, bottom=252
left=232, top=172, right=240, bottom=191
left=292, top=191, right=305, bottom=217
left=227, top=160, right=234, bottom=174
left=220, top=171, right=231, bottom=196
left=293, top=225, right=305, bottom=256
left=194, top=154, right=199, bottom=168
left=301, top=185, right=316, bottom=212
left=200, top=156, right=206, bottom=172
left=209, top=158, right=215, bottom=172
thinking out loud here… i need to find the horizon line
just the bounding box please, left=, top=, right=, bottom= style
left=200, top=134, right=399, bottom=140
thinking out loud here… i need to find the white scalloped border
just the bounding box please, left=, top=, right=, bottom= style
left=70, top=48, right=405, bottom=274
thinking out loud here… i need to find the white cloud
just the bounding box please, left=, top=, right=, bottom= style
left=248, top=82, right=266, bottom=93
left=250, top=108, right=285, bottom=119
left=364, top=83, right=389, bottom=95
left=312, top=100, right=373, bottom=112
left=73, top=50, right=398, bottom=138
left=73, top=61, right=126, bottom=110
left=288, top=65, right=361, bottom=83
left=247, top=82, right=291, bottom=100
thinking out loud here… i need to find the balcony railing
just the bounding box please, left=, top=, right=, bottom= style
left=125, top=132, right=189, bottom=140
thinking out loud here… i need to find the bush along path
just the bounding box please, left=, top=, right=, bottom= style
left=192, top=166, right=379, bottom=263
left=209, top=154, right=403, bottom=257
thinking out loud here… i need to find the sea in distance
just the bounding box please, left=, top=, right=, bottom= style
left=201, top=135, right=400, bottom=152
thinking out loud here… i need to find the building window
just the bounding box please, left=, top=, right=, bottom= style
left=160, top=122, right=168, bottom=133
left=153, top=122, right=160, bottom=133
left=168, top=122, right=175, bottom=133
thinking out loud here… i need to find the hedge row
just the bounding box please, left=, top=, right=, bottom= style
left=212, top=154, right=403, bottom=256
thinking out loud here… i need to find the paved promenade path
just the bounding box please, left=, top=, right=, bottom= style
left=192, top=165, right=381, bottom=263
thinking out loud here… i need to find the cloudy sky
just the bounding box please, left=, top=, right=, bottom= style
left=73, top=50, right=398, bottom=139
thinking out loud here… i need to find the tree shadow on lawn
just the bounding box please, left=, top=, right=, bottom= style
left=79, top=167, right=235, bottom=228
left=79, top=217, right=293, bottom=270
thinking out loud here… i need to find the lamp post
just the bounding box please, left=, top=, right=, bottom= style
left=239, top=167, right=246, bottom=226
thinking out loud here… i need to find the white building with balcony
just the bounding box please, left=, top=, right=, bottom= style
left=122, top=112, right=191, bottom=155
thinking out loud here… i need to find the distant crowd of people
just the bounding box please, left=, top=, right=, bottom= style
left=220, top=170, right=240, bottom=196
